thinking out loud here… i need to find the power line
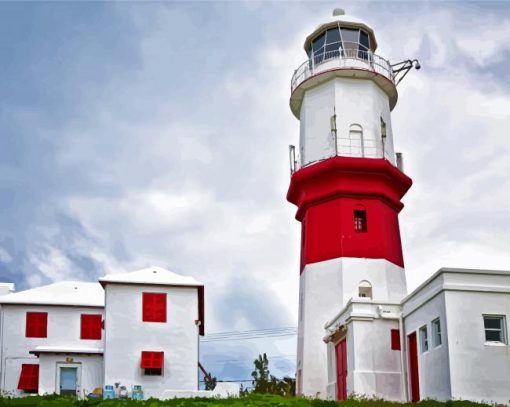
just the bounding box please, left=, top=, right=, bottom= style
left=204, top=354, right=296, bottom=366
left=201, top=327, right=297, bottom=343
left=206, top=326, right=296, bottom=334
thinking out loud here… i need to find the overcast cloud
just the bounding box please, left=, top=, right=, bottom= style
left=1, top=0, right=510, bottom=382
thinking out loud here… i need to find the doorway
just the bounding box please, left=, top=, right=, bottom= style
left=408, top=332, right=420, bottom=402
left=57, top=363, right=81, bottom=396
left=335, top=338, right=347, bottom=400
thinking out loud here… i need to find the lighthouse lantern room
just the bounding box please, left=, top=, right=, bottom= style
left=287, top=9, right=416, bottom=400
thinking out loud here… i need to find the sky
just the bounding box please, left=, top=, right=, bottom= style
left=1, top=0, right=510, bottom=385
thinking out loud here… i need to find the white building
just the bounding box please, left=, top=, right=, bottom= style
left=0, top=281, right=104, bottom=397
left=100, top=267, right=204, bottom=399
left=287, top=9, right=510, bottom=405
left=0, top=266, right=213, bottom=399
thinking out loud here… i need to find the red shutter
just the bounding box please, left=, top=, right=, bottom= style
left=26, top=312, right=47, bottom=338
left=80, top=314, right=102, bottom=340
left=18, top=364, right=39, bottom=391
left=140, top=351, right=164, bottom=369
left=391, top=329, right=401, bottom=350
left=142, top=293, right=167, bottom=322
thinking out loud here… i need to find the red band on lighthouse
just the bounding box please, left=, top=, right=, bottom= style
left=287, top=156, right=412, bottom=271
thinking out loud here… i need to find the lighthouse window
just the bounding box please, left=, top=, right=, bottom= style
left=326, top=27, right=341, bottom=43
left=432, top=318, right=442, bottom=347
left=419, top=325, right=429, bottom=353
left=353, top=209, right=367, bottom=232
left=359, top=31, right=370, bottom=59
left=483, top=315, right=507, bottom=344
left=310, top=27, right=371, bottom=64
left=312, top=32, right=326, bottom=63
left=358, top=280, right=372, bottom=299
left=340, top=28, right=359, bottom=56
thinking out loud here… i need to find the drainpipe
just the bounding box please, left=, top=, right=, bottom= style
left=399, top=312, right=409, bottom=402
left=196, top=320, right=202, bottom=390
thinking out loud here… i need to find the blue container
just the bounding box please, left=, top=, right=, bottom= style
left=131, top=385, right=144, bottom=400
left=103, top=385, right=116, bottom=399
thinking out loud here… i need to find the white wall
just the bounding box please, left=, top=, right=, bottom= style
left=38, top=354, right=103, bottom=397
left=445, top=290, right=510, bottom=404
left=298, top=258, right=343, bottom=398
left=299, top=78, right=395, bottom=167
left=299, top=82, right=335, bottom=165
left=298, top=257, right=406, bottom=398
left=0, top=305, right=104, bottom=395
left=404, top=292, right=451, bottom=401
left=103, top=283, right=200, bottom=399
left=349, top=318, right=403, bottom=400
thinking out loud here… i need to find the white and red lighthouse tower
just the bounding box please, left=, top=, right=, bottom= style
left=287, top=10, right=415, bottom=398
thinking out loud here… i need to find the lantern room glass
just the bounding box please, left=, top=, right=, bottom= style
left=308, top=27, right=371, bottom=64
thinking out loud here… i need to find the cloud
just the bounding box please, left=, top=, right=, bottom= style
left=0, top=247, right=12, bottom=264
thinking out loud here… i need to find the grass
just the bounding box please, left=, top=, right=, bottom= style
left=0, top=394, right=496, bottom=407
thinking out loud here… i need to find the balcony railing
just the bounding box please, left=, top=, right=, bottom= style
left=289, top=135, right=395, bottom=175
left=291, top=46, right=395, bottom=93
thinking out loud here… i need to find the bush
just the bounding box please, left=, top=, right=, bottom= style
left=0, top=394, right=496, bottom=407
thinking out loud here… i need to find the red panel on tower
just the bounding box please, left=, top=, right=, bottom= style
left=288, top=156, right=412, bottom=271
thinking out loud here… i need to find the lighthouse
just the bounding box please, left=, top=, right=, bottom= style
left=287, top=10, right=416, bottom=399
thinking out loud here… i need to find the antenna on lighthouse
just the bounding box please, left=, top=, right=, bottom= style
left=391, top=59, right=421, bottom=85
left=332, top=8, right=345, bottom=16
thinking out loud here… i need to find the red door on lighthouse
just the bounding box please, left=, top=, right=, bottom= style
left=335, top=339, right=347, bottom=400
left=408, top=332, right=420, bottom=402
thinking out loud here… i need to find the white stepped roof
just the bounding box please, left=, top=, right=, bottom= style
left=0, top=281, right=104, bottom=307
left=99, top=266, right=203, bottom=287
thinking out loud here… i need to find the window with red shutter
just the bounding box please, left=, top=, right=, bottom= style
left=142, top=293, right=167, bottom=322
left=18, top=364, right=39, bottom=392
left=26, top=312, right=48, bottom=338
left=81, top=314, right=102, bottom=340
left=140, top=351, right=164, bottom=376
left=391, top=329, right=401, bottom=350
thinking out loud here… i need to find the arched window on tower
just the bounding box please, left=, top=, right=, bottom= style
left=353, top=205, right=367, bottom=233
left=358, top=280, right=372, bottom=299
left=348, top=124, right=364, bottom=157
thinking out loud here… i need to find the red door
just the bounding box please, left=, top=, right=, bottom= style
left=408, top=332, right=420, bottom=402
left=335, top=338, right=347, bottom=400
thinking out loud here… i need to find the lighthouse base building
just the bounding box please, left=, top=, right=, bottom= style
left=322, top=267, right=510, bottom=404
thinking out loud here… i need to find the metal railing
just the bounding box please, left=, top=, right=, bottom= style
left=291, top=44, right=395, bottom=93
left=289, top=136, right=394, bottom=175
